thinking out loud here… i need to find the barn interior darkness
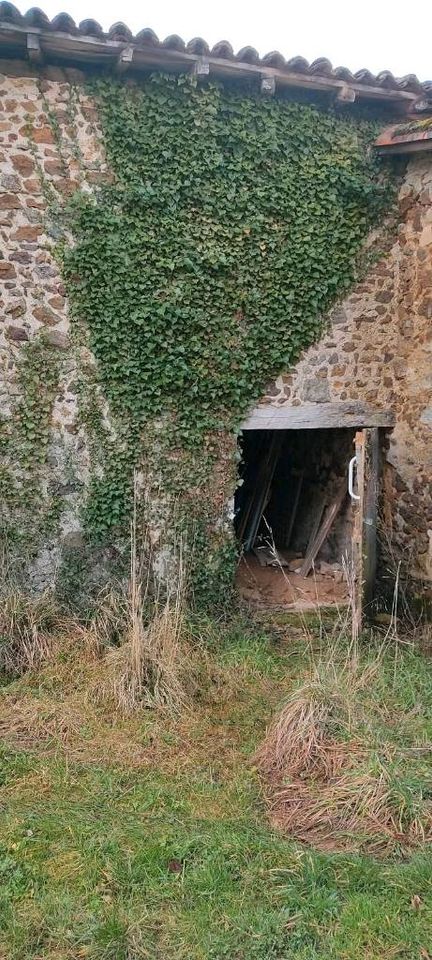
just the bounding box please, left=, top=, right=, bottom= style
left=235, top=428, right=356, bottom=607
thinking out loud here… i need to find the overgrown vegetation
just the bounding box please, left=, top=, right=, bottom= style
left=59, top=75, right=395, bottom=599
left=0, top=588, right=431, bottom=958
left=0, top=335, right=63, bottom=572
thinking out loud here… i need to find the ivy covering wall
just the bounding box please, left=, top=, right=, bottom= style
left=59, top=75, right=393, bottom=600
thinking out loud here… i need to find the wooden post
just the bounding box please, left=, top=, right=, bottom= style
left=362, top=427, right=379, bottom=609
left=352, top=431, right=365, bottom=639
left=284, top=469, right=304, bottom=548
left=352, top=427, right=379, bottom=635
left=299, top=481, right=346, bottom=578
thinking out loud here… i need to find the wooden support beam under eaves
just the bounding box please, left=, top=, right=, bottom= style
left=116, top=45, right=134, bottom=74
left=27, top=33, right=43, bottom=64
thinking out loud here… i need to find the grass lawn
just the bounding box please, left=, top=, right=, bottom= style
left=0, top=614, right=431, bottom=959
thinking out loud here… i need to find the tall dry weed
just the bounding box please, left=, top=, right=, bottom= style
left=95, top=475, right=196, bottom=715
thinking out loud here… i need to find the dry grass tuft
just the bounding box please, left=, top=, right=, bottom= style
left=0, top=686, right=153, bottom=770
left=268, top=763, right=400, bottom=854
left=255, top=685, right=340, bottom=781
left=96, top=595, right=194, bottom=716
left=254, top=649, right=432, bottom=855
left=255, top=649, right=377, bottom=779
left=0, top=695, right=86, bottom=752
left=0, top=588, right=65, bottom=676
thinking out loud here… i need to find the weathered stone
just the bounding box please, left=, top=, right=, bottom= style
left=54, top=177, right=79, bottom=196
left=11, top=153, right=35, bottom=175
left=11, top=225, right=43, bottom=241
left=0, top=192, right=21, bottom=209
left=399, top=195, right=415, bottom=217
left=6, top=324, right=29, bottom=341
left=300, top=377, right=330, bottom=403
left=48, top=295, right=66, bottom=310
left=44, top=159, right=65, bottom=177
left=35, top=264, right=58, bottom=278
left=9, top=251, right=32, bottom=264
left=56, top=482, right=77, bottom=496
left=263, top=381, right=282, bottom=398
left=64, top=421, right=78, bottom=434
left=420, top=188, right=432, bottom=205
left=376, top=290, right=393, bottom=303
left=22, top=178, right=40, bottom=194
left=29, top=125, right=55, bottom=144
left=86, top=170, right=106, bottom=185
left=44, top=329, right=69, bottom=350
left=0, top=173, right=20, bottom=192
left=62, top=530, right=84, bottom=549
left=25, top=209, right=43, bottom=226
left=420, top=225, right=432, bottom=247
left=33, top=305, right=61, bottom=326
left=394, top=359, right=408, bottom=379
left=6, top=298, right=26, bottom=317
left=26, top=198, right=45, bottom=210
left=0, top=260, right=16, bottom=278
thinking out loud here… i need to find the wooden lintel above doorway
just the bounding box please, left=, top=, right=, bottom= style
left=240, top=402, right=395, bottom=431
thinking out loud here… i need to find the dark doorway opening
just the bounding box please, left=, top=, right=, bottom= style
left=235, top=428, right=356, bottom=609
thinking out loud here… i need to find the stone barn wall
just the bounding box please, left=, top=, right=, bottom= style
left=260, top=155, right=432, bottom=586
left=0, top=65, right=107, bottom=589
left=0, top=62, right=431, bottom=596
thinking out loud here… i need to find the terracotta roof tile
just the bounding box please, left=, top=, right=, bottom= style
left=78, top=18, right=104, bottom=38
left=376, top=117, right=432, bottom=149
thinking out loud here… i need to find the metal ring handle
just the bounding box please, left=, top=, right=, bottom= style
left=348, top=455, right=360, bottom=501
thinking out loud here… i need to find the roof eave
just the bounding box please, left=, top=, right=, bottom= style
left=0, top=21, right=419, bottom=107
